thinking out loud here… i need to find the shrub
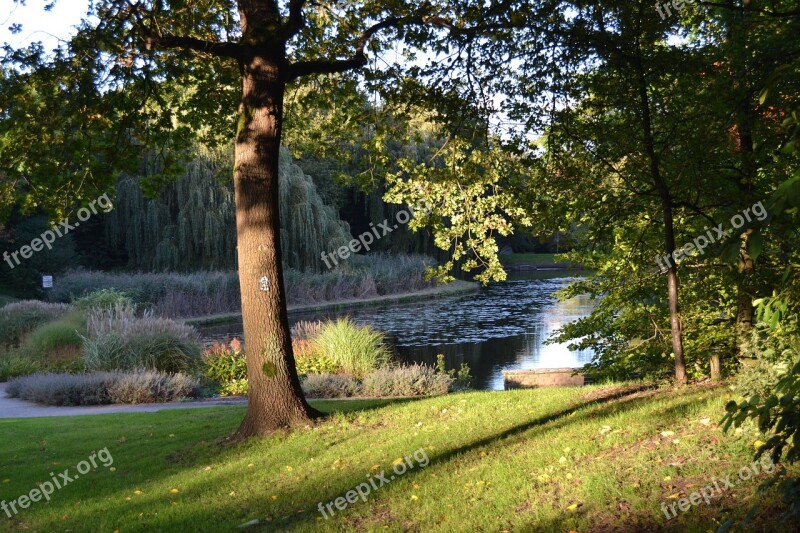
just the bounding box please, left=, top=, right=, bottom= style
left=361, top=365, right=452, bottom=397
left=73, top=289, right=134, bottom=312
left=14, top=311, right=87, bottom=363
left=312, top=318, right=392, bottom=376
left=301, top=373, right=361, bottom=399
left=0, top=356, right=42, bottom=382
left=6, top=372, right=117, bottom=405
left=0, top=300, right=71, bottom=350
left=202, top=338, right=247, bottom=385
left=84, top=305, right=202, bottom=372
left=436, top=354, right=473, bottom=392
left=107, top=370, right=199, bottom=404
left=219, top=379, right=248, bottom=396
left=292, top=338, right=339, bottom=375
left=6, top=371, right=198, bottom=406
left=84, top=333, right=202, bottom=373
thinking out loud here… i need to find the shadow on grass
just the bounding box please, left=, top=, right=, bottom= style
left=15, top=384, right=739, bottom=532
left=309, top=396, right=425, bottom=415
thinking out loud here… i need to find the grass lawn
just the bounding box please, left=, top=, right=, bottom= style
left=0, top=384, right=793, bottom=532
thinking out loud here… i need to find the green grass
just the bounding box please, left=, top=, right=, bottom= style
left=499, top=253, right=561, bottom=266
left=0, top=384, right=793, bottom=532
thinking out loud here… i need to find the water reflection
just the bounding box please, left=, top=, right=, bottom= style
left=198, top=272, right=596, bottom=390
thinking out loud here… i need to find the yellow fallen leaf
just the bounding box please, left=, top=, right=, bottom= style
left=271, top=495, right=277, bottom=500
left=754, top=440, right=765, bottom=449
left=663, top=476, right=672, bottom=482
left=667, top=493, right=680, bottom=499
left=661, top=431, right=675, bottom=437
left=109, top=467, right=116, bottom=472
left=392, top=458, right=404, bottom=465
left=559, top=456, right=567, bottom=464
left=170, top=489, right=179, bottom=494
left=134, top=490, right=142, bottom=496
left=410, top=495, right=418, bottom=500
left=566, top=503, right=580, bottom=512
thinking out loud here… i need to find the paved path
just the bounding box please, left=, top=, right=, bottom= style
left=0, top=383, right=246, bottom=419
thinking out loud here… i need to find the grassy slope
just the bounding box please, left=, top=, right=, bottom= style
left=0, top=384, right=791, bottom=532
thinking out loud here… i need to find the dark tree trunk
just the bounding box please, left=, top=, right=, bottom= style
left=726, top=7, right=757, bottom=363
left=634, top=56, right=688, bottom=385
left=232, top=52, right=321, bottom=438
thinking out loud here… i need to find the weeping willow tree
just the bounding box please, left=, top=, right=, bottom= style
left=106, top=147, right=351, bottom=272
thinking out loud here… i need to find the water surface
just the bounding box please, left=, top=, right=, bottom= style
left=198, top=272, right=596, bottom=390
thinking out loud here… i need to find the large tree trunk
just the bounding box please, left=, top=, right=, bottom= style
left=232, top=53, right=321, bottom=438
left=634, top=58, right=688, bottom=385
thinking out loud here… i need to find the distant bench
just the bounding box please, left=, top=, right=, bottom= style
left=502, top=368, right=594, bottom=389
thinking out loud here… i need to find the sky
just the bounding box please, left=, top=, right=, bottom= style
left=1, top=0, right=87, bottom=49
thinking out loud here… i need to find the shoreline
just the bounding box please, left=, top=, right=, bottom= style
left=184, top=280, right=480, bottom=327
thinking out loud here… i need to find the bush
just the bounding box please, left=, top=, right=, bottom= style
left=436, top=354, right=473, bottom=392
left=293, top=338, right=339, bottom=375
left=219, top=379, right=248, bottom=397
left=106, top=370, right=199, bottom=404
left=6, top=372, right=117, bottom=405
left=312, top=318, right=392, bottom=376
left=301, top=373, right=361, bottom=399
left=84, top=333, right=202, bottom=373
left=0, top=356, right=42, bottom=382
left=361, top=365, right=452, bottom=397
left=0, top=300, right=71, bottom=350
left=202, top=338, right=247, bottom=396
left=73, top=289, right=135, bottom=312
left=6, top=371, right=198, bottom=406
left=84, top=305, right=202, bottom=372
left=14, top=311, right=86, bottom=363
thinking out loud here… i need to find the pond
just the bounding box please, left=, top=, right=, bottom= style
left=197, top=271, right=596, bottom=390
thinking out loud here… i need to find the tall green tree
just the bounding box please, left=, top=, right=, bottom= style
left=0, top=0, right=526, bottom=436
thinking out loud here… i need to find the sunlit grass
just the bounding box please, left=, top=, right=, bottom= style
left=0, top=384, right=792, bottom=532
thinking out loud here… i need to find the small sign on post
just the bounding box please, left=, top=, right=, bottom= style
left=42, top=275, right=53, bottom=289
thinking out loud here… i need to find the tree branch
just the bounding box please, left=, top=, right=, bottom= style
left=144, top=34, right=240, bottom=58
left=697, top=1, right=800, bottom=18
left=284, top=0, right=307, bottom=39
left=285, top=13, right=453, bottom=82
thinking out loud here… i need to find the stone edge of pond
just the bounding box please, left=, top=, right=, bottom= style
left=183, top=280, right=481, bottom=327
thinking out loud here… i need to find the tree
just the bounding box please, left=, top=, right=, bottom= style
left=1, top=0, right=521, bottom=436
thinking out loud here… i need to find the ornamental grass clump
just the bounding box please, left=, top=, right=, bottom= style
left=83, top=304, right=202, bottom=373
left=312, top=317, right=392, bottom=376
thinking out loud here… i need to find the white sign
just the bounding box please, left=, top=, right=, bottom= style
left=42, top=275, right=53, bottom=289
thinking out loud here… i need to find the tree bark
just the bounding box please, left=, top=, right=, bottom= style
left=634, top=55, right=688, bottom=385
left=710, top=352, right=722, bottom=382
left=232, top=52, right=321, bottom=438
